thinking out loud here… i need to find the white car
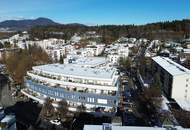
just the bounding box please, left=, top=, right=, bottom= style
left=50, top=120, right=61, bottom=125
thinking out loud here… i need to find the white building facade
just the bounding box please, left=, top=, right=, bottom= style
left=22, top=58, right=120, bottom=112
left=106, top=44, right=129, bottom=64
left=152, top=56, right=190, bottom=111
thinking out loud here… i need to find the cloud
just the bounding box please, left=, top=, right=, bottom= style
left=9, top=16, right=25, bottom=20
left=0, top=16, right=30, bottom=21
left=83, top=22, right=97, bottom=26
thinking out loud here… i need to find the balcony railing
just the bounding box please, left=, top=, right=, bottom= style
left=28, top=71, right=114, bottom=87
left=25, top=77, right=117, bottom=97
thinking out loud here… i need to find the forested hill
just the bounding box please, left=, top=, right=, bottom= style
left=29, top=19, right=190, bottom=42
left=0, top=17, right=59, bottom=31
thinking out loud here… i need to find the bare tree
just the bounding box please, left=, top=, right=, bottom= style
left=171, top=109, right=190, bottom=128
left=57, top=99, right=69, bottom=120
left=76, top=104, right=86, bottom=113
left=137, top=86, right=163, bottom=123
left=4, top=45, right=51, bottom=85
left=119, top=57, right=132, bottom=70
left=40, top=98, right=54, bottom=120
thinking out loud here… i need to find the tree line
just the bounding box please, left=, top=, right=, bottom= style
left=29, top=19, right=190, bottom=43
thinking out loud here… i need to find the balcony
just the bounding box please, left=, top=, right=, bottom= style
left=26, top=72, right=118, bottom=91
left=29, top=71, right=114, bottom=87
left=26, top=77, right=117, bottom=97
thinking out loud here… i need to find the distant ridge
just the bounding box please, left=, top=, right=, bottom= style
left=0, top=17, right=59, bottom=31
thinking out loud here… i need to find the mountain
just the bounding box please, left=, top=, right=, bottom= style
left=0, top=17, right=59, bottom=31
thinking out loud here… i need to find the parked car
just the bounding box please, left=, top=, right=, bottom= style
left=50, top=120, right=61, bottom=125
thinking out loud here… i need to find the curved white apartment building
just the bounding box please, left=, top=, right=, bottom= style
left=22, top=58, right=120, bottom=112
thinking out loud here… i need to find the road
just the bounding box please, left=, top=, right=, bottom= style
left=119, top=42, right=154, bottom=126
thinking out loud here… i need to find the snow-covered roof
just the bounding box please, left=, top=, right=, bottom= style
left=0, top=115, right=15, bottom=123
left=183, top=49, right=190, bottom=54
left=84, top=125, right=166, bottom=130
left=161, top=96, right=170, bottom=111
left=152, top=56, right=190, bottom=76
left=161, top=49, right=170, bottom=54
left=182, top=38, right=190, bottom=42
left=70, top=57, right=108, bottom=67
left=175, top=99, right=190, bottom=111
left=65, top=55, right=108, bottom=67
left=0, top=64, right=5, bottom=69
left=33, top=63, right=117, bottom=80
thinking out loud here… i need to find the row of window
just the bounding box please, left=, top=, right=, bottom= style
left=27, top=81, right=118, bottom=106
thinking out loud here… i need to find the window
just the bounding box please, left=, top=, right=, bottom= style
left=97, top=99, right=107, bottom=104
left=88, top=98, right=94, bottom=103
left=186, top=84, right=188, bottom=87
left=187, top=79, right=189, bottom=82
left=79, top=96, right=85, bottom=100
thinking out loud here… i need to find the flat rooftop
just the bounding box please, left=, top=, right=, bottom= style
left=152, top=56, right=190, bottom=76
left=84, top=125, right=167, bottom=130
left=69, top=56, right=108, bottom=67
left=0, top=115, right=15, bottom=123
left=32, top=64, right=117, bottom=80
left=175, top=98, right=190, bottom=111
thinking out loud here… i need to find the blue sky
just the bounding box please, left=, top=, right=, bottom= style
left=0, top=0, right=190, bottom=25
